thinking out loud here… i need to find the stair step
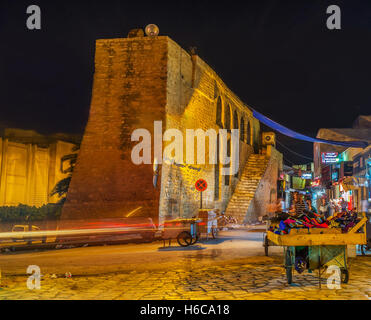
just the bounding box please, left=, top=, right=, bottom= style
left=225, top=152, right=270, bottom=222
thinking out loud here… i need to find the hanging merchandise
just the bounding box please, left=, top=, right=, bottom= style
left=268, top=210, right=361, bottom=235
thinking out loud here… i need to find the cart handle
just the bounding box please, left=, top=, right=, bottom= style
left=348, top=217, right=368, bottom=234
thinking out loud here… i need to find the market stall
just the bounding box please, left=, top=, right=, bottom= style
left=263, top=210, right=367, bottom=286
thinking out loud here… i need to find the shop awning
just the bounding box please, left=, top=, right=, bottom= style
left=341, top=177, right=367, bottom=191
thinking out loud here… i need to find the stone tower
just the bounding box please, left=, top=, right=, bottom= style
left=62, top=34, right=168, bottom=220
left=62, top=29, right=281, bottom=224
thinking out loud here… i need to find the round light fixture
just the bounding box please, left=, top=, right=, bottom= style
left=145, top=24, right=159, bottom=38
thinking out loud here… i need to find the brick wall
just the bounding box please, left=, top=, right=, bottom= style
left=62, top=37, right=168, bottom=220
left=159, top=39, right=259, bottom=222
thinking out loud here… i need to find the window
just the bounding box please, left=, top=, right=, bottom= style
left=246, top=121, right=251, bottom=145
left=240, top=117, right=245, bottom=141
left=214, top=134, right=220, bottom=200
left=224, top=104, right=231, bottom=130
left=224, top=139, right=231, bottom=186
left=216, top=97, right=222, bottom=127
left=224, top=173, right=230, bottom=185
left=233, top=110, right=238, bottom=130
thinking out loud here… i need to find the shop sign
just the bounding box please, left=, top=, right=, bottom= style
left=321, top=152, right=339, bottom=164
left=301, top=172, right=313, bottom=179
left=340, top=161, right=353, bottom=179
left=331, top=169, right=339, bottom=182
left=311, top=179, right=321, bottom=187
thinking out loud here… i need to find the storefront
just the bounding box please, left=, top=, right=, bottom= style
left=339, top=180, right=354, bottom=210
left=350, top=147, right=371, bottom=213
left=323, top=146, right=371, bottom=213
left=319, top=161, right=355, bottom=212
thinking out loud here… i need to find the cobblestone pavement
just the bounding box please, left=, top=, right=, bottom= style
left=0, top=254, right=370, bottom=300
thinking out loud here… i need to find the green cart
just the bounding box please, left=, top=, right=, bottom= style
left=265, top=216, right=367, bottom=286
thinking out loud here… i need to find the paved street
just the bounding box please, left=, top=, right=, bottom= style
left=0, top=230, right=370, bottom=300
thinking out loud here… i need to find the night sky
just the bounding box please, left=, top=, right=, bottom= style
left=0, top=0, right=370, bottom=165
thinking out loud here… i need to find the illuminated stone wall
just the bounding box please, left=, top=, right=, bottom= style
left=62, top=37, right=168, bottom=220
left=159, top=39, right=261, bottom=222
left=62, top=34, right=269, bottom=222
left=0, top=129, right=77, bottom=207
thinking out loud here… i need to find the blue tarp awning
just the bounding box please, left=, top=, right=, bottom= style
left=253, top=109, right=369, bottom=149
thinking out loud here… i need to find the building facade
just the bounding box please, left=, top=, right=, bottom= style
left=0, top=128, right=79, bottom=207
left=340, top=146, right=371, bottom=212
left=313, top=115, right=371, bottom=212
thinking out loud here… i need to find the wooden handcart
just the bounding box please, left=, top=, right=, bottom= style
left=162, top=218, right=201, bottom=247
left=263, top=216, right=368, bottom=286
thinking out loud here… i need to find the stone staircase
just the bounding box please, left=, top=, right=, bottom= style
left=225, top=154, right=269, bottom=223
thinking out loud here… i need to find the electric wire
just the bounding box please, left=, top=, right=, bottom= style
left=276, top=139, right=313, bottom=161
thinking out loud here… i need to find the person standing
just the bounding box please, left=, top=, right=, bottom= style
left=319, top=198, right=330, bottom=219
left=290, top=192, right=307, bottom=216
left=306, top=199, right=317, bottom=214
left=340, top=198, right=348, bottom=213
left=297, top=193, right=308, bottom=215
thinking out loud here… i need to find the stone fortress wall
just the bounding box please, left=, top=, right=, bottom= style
left=160, top=38, right=262, bottom=222
left=62, top=31, right=281, bottom=223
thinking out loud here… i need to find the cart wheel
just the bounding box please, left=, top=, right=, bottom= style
left=177, top=231, right=193, bottom=247
left=264, top=234, right=269, bottom=256
left=341, top=269, right=349, bottom=284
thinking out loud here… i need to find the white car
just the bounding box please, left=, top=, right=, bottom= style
left=11, top=225, right=46, bottom=244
